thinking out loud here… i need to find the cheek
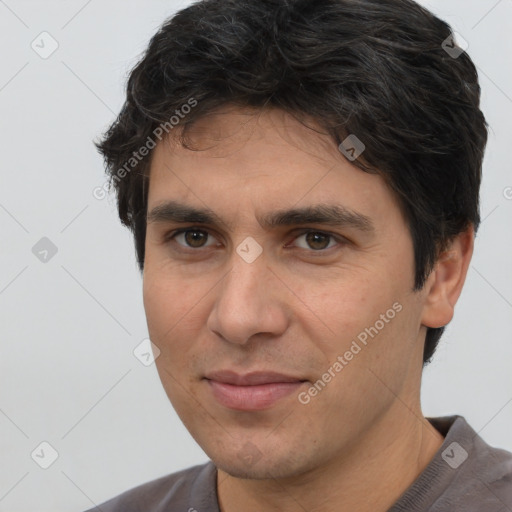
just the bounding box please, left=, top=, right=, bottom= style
left=143, top=270, right=199, bottom=356
left=306, top=273, right=411, bottom=369
left=308, top=276, right=387, bottom=336
left=143, top=273, right=206, bottom=408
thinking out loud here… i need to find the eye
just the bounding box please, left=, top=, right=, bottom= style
left=165, top=228, right=345, bottom=254
left=170, top=228, right=219, bottom=249
left=291, top=231, right=341, bottom=251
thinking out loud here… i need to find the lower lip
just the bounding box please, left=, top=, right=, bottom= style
left=206, top=379, right=305, bottom=411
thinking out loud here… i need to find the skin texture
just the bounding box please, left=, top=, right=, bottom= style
left=143, top=106, right=473, bottom=512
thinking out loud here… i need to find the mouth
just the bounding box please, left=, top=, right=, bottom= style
left=204, top=370, right=308, bottom=411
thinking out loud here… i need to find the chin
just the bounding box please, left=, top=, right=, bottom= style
left=210, top=444, right=315, bottom=481
left=215, top=458, right=294, bottom=480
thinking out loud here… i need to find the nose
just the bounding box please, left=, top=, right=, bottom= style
left=206, top=250, right=289, bottom=345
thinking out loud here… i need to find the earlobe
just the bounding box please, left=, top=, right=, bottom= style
left=420, top=226, right=475, bottom=329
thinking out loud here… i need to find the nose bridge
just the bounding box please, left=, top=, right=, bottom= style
left=223, top=250, right=269, bottom=311
left=222, top=232, right=268, bottom=301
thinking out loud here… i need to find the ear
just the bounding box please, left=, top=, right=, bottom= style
left=420, top=225, right=474, bottom=329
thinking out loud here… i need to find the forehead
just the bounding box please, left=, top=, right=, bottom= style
left=146, top=107, right=405, bottom=232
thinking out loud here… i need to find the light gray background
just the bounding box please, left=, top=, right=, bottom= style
left=0, top=0, right=510, bottom=510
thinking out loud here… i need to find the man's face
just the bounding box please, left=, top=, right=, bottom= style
left=143, top=107, right=430, bottom=479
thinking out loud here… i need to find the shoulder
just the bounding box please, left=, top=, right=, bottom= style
left=394, top=416, right=512, bottom=512
left=455, top=421, right=512, bottom=511
left=83, top=461, right=218, bottom=512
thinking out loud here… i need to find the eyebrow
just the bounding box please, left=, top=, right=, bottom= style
left=147, top=200, right=375, bottom=234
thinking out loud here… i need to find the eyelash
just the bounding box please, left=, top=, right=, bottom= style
left=164, top=227, right=346, bottom=255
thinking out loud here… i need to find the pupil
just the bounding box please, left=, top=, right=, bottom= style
left=307, top=232, right=329, bottom=250
left=185, top=230, right=206, bottom=247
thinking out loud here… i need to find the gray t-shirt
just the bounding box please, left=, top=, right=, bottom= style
left=86, top=416, right=512, bottom=511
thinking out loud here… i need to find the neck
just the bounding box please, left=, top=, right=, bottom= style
left=216, top=404, right=444, bottom=512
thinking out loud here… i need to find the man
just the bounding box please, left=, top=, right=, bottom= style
left=88, top=0, right=512, bottom=510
